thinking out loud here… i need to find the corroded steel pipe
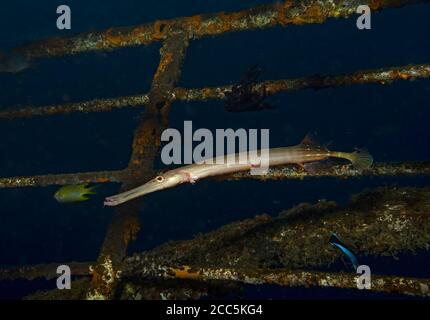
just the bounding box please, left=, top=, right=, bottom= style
left=87, top=32, right=190, bottom=300
left=0, top=162, right=429, bottom=189
left=1, top=64, right=429, bottom=120
left=12, top=0, right=429, bottom=59
left=0, top=95, right=149, bottom=120
left=224, top=161, right=430, bottom=181
left=0, top=262, right=91, bottom=281
left=0, top=170, right=125, bottom=188
left=121, top=265, right=430, bottom=297
left=3, top=186, right=430, bottom=299
left=123, top=186, right=430, bottom=274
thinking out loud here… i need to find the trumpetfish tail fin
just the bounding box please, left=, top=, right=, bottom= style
left=349, top=149, right=374, bottom=170
left=333, top=149, right=374, bottom=170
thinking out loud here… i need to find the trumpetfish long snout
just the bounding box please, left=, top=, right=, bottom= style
left=104, top=136, right=373, bottom=207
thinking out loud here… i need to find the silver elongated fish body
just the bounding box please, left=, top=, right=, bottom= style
left=104, top=142, right=372, bottom=207
left=168, top=145, right=329, bottom=181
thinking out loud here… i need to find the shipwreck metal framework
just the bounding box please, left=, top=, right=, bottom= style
left=1, top=0, right=430, bottom=299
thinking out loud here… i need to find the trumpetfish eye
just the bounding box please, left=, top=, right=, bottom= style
left=155, top=176, right=165, bottom=183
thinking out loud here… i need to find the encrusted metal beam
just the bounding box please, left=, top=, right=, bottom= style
left=3, top=186, right=430, bottom=299
left=0, top=162, right=429, bottom=189
left=0, top=170, right=125, bottom=188
left=13, top=263, right=430, bottom=299
left=180, top=64, right=430, bottom=101
left=118, top=186, right=430, bottom=298
left=12, top=0, right=429, bottom=59
left=0, top=262, right=91, bottom=281
left=0, top=95, right=149, bottom=120
left=122, top=265, right=430, bottom=297
left=123, top=186, right=430, bottom=272
left=87, top=32, right=190, bottom=300
left=2, top=64, right=429, bottom=120
left=224, top=161, right=430, bottom=181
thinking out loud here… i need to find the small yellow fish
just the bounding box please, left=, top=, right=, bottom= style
left=54, top=184, right=97, bottom=203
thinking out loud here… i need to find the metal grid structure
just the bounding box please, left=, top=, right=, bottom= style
left=1, top=0, right=430, bottom=299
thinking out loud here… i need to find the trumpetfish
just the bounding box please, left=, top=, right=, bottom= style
left=104, top=136, right=373, bottom=207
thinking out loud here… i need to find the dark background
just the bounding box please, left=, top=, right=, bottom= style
left=0, top=1, right=429, bottom=299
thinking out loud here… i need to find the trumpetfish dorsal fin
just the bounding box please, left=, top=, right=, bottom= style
left=300, top=133, right=320, bottom=146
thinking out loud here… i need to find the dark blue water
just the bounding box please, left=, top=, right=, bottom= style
left=1, top=1, right=430, bottom=299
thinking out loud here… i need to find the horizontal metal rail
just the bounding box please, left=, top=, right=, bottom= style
left=13, top=0, right=429, bottom=59
left=1, top=162, right=429, bottom=189
left=127, top=264, right=430, bottom=297
left=1, top=64, right=429, bottom=120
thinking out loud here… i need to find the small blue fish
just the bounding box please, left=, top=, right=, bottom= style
left=329, top=233, right=359, bottom=270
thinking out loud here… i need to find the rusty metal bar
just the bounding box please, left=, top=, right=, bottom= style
left=12, top=262, right=430, bottom=298
left=86, top=32, right=190, bottom=300
left=2, top=64, right=429, bottom=120
left=123, top=185, right=430, bottom=274
left=122, top=265, right=430, bottom=297
left=0, top=162, right=429, bottom=189
left=13, top=0, right=429, bottom=59
left=0, top=95, right=149, bottom=120
left=117, top=185, right=430, bottom=298
left=224, top=161, right=430, bottom=181
left=0, top=170, right=125, bottom=188
left=179, top=63, right=430, bottom=101
left=4, top=185, right=430, bottom=299
left=0, top=262, right=91, bottom=281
